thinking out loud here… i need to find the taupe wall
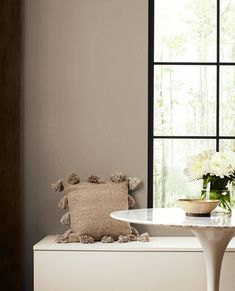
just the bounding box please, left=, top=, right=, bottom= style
left=23, top=0, right=190, bottom=290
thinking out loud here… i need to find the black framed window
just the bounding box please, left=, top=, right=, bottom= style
left=148, top=0, right=235, bottom=208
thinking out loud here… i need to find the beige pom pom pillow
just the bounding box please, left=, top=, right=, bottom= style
left=52, top=172, right=145, bottom=243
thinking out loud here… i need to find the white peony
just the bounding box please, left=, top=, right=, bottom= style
left=225, top=151, right=235, bottom=174
left=208, top=152, right=232, bottom=178
left=184, top=151, right=211, bottom=181
left=185, top=150, right=235, bottom=181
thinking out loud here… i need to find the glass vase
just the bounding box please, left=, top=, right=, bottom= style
left=201, top=189, right=231, bottom=214
left=201, top=176, right=233, bottom=214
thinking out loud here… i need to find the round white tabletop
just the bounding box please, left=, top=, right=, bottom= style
left=111, top=208, right=235, bottom=229
left=111, top=208, right=235, bottom=291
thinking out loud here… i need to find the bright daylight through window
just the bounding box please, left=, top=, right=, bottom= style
left=148, top=0, right=235, bottom=208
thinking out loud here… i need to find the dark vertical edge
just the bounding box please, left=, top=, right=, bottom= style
left=0, top=0, right=21, bottom=289
left=148, top=0, right=154, bottom=208
left=216, top=0, right=220, bottom=151
left=20, top=0, right=25, bottom=289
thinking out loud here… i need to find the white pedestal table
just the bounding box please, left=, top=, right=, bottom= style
left=111, top=208, right=235, bottom=291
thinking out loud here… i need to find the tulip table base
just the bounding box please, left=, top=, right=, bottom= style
left=191, top=228, right=235, bottom=291
left=111, top=208, right=235, bottom=291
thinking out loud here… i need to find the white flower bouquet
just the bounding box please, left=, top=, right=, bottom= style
left=185, top=150, right=235, bottom=212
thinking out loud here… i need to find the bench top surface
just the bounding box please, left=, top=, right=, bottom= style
left=34, top=235, right=235, bottom=252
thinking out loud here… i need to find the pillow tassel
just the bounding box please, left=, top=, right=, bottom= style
left=128, top=177, right=142, bottom=191
left=51, top=179, right=64, bottom=192
left=60, top=212, right=70, bottom=226
left=87, top=174, right=103, bottom=184
left=110, top=171, right=126, bottom=183
left=55, top=229, right=72, bottom=243
left=128, top=194, right=135, bottom=208
left=118, top=235, right=130, bottom=243
left=66, top=173, right=80, bottom=185
left=137, top=232, right=150, bottom=242
left=78, top=235, right=95, bottom=244
left=131, top=226, right=139, bottom=237
left=58, top=195, right=68, bottom=210
left=101, top=236, right=114, bottom=243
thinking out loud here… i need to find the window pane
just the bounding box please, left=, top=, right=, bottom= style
left=221, top=0, right=235, bottom=62
left=220, top=66, right=235, bottom=136
left=154, top=66, right=216, bottom=136
left=153, top=139, right=215, bottom=208
left=220, top=139, right=235, bottom=151
left=154, top=0, right=216, bottom=62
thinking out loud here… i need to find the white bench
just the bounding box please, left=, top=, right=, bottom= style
left=34, top=236, right=235, bottom=291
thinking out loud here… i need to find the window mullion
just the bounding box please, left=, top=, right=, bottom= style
left=216, top=0, right=220, bottom=151
left=148, top=0, right=154, bottom=208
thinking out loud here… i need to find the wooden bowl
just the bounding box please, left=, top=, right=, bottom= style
left=176, top=199, right=220, bottom=216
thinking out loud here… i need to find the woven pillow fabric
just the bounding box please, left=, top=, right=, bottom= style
left=65, top=181, right=131, bottom=240
left=52, top=172, right=144, bottom=243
